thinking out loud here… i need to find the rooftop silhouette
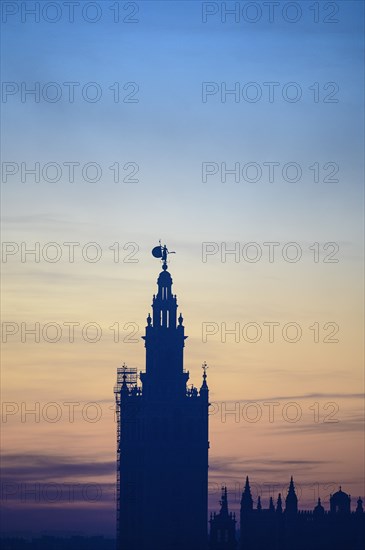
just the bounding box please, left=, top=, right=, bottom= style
left=210, top=477, right=365, bottom=550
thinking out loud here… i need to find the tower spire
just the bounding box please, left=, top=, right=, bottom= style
left=241, top=476, right=253, bottom=513
left=285, top=476, right=298, bottom=515
left=220, top=486, right=229, bottom=516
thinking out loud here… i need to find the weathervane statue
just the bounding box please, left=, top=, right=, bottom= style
left=151, top=240, right=175, bottom=269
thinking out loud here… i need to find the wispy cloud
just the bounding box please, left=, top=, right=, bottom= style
left=1, top=454, right=115, bottom=482
left=212, top=393, right=364, bottom=402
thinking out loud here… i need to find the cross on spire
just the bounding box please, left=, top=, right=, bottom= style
left=122, top=362, right=127, bottom=380
left=202, top=361, right=208, bottom=377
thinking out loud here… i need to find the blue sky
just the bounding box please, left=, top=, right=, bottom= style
left=2, top=1, right=364, bottom=253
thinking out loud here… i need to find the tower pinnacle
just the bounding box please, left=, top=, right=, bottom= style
left=241, top=476, right=253, bottom=513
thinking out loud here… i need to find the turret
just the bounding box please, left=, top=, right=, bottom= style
left=313, top=498, right=325, bottom=519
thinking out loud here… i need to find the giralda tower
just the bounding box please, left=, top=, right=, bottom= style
left=114, top=244, right=209, bottom=550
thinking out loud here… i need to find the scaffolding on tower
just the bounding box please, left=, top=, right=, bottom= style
left=114, top=364, right=138, bottom=543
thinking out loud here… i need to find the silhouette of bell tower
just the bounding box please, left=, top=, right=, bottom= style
left=115, top=244, right=209, bottom=550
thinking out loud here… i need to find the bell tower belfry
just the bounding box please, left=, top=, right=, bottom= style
left=141, top=247, right=189, bottom=397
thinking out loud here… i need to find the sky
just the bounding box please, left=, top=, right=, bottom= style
left=1, top=0, right=364, bottom=537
